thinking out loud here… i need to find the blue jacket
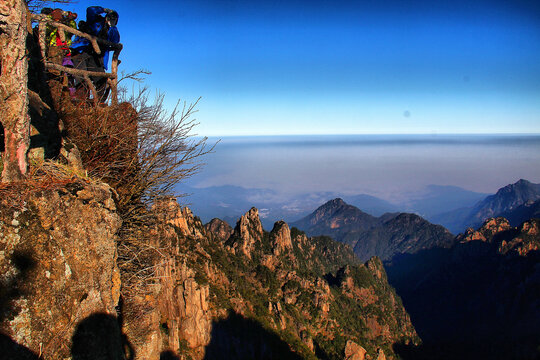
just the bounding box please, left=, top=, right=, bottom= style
left=70, top=6, right=120, bottom=70
left=103, top=26, right=120, bottom=70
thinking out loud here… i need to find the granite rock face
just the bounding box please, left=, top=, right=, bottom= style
left=344, top=340, right=367, bottom=360
left=0, top=185, right=420, bottom=360
left=457, top=217, right=512, bottom=243
left=205, top=218, right=233, bottom=242
left=0, top=181, right=122, bottom=358
left=270, top=220, right=293, bottom=256
left=138, top=204, right=419, bottom=359
left=457, top=217, right=540, bottom=256
left=226, top=207, right=264, bottom=259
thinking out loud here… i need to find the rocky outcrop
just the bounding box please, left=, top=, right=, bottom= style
left=155, top=258, right=212, bottom=359
left=270, top=220, right=293, bottom=256
left=344, top=340, right=367, bottom=360
left=456, top=217, right=539, bottom=256
left=498, top=219, right=540, bottom=256
left=141, top=204, right=419, bottom=359
left=0, top=181, right=122, bottom=358
left=376, top=349, right=387, bottom=360
left=226, top=207, right=263, bottom=259
left=205, top=218, right=233, bottom=242
left=154, top=197, right=206, bottom=240
left=386, top=216, right=540, bottom=359
left=122, top=199, right=216, bottom=359
left=0, top=185, right=419, bottom=360
left=457, top=217, right=512, bottom=243
left=336, top=259, right=418, bottom=345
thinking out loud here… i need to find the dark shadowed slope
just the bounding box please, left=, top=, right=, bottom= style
left=386, top=217, right=540, bottom=360
left=354, top=213, right=455, bottom=262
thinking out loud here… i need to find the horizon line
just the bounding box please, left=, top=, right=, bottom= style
left=199, top=132, right=540, bottom=138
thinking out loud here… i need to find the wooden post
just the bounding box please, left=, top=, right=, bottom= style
left=38, top=20, right=47, bottom=60
left=110, top=49, right=121, bottom=105
left=83, top=75, right=98, bottom=107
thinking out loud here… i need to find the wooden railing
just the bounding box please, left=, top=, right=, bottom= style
left=32, top=14, right=123, bottom=106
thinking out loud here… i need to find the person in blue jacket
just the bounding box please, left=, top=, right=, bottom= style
left=70, top=6, right=120, bottom=101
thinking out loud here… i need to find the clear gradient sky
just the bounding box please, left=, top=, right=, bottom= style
left=60, top=0, right=540, bottom=136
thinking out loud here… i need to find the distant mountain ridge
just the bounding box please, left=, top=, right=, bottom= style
left=343, top=194, right=400, bottom=216
left=409, top=184, right=488, bottom=218
left=432, top=179, right=540, bottom=233
left=470, top=179, right=540, bottom=223
left=291, top=199, right=454, bottom=261
left=290, top=198, right=381, bottom=243
left=181, top=180, right=540, bottom=235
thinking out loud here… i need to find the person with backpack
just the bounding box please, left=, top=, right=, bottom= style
left=70, top=6, right=120, bottom=101
left=41, top=8, right=77, bottom=65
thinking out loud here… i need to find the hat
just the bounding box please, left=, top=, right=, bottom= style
left=50, top=8, right=63, bottom=21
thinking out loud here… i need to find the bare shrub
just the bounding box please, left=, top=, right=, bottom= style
left=60, top=88, right=213, bottom=221
left=26, top=0, right=72, bottom=12
left=118, top=88, right=214, bottom=227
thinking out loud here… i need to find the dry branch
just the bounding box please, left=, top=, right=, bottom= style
left=32, top=14, right=123, bottom=53
left=45, top=62, right=117, bottom=78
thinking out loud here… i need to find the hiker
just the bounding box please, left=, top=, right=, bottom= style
left=70, top=6, right=120, bottom=101
left=41, top=8, right=77, bottom=66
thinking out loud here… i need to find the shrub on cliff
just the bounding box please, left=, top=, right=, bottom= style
left=60, top=88, right=213, bottom=228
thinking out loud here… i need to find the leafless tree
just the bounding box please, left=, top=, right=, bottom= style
left=25, top=0, right=72, bottom=12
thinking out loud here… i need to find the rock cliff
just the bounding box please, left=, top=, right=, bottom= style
left=140, top=204, right=420, bottom=359
left=0, top=180, right=122, bottom=359
left=226, top=207, right=264, bottom=259
left=0, top=180, right=420, bottom=359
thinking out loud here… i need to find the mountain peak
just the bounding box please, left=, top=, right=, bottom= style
left=291, top=198, right=379, bottom=238
left=226, top=207, right=264, bottom=259
left=497, top=179, right=536, bottom=194
left=471, top=180, right=540, bottom=224
left=323, top=198, right=346, bottom=208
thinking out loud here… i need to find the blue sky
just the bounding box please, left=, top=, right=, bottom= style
left=60, top=0, right=540, bottom=136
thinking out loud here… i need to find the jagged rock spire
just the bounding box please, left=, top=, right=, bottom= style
left=269, top=220, right=292, bottom=256
left=228, top=207, right=263, bottom=259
